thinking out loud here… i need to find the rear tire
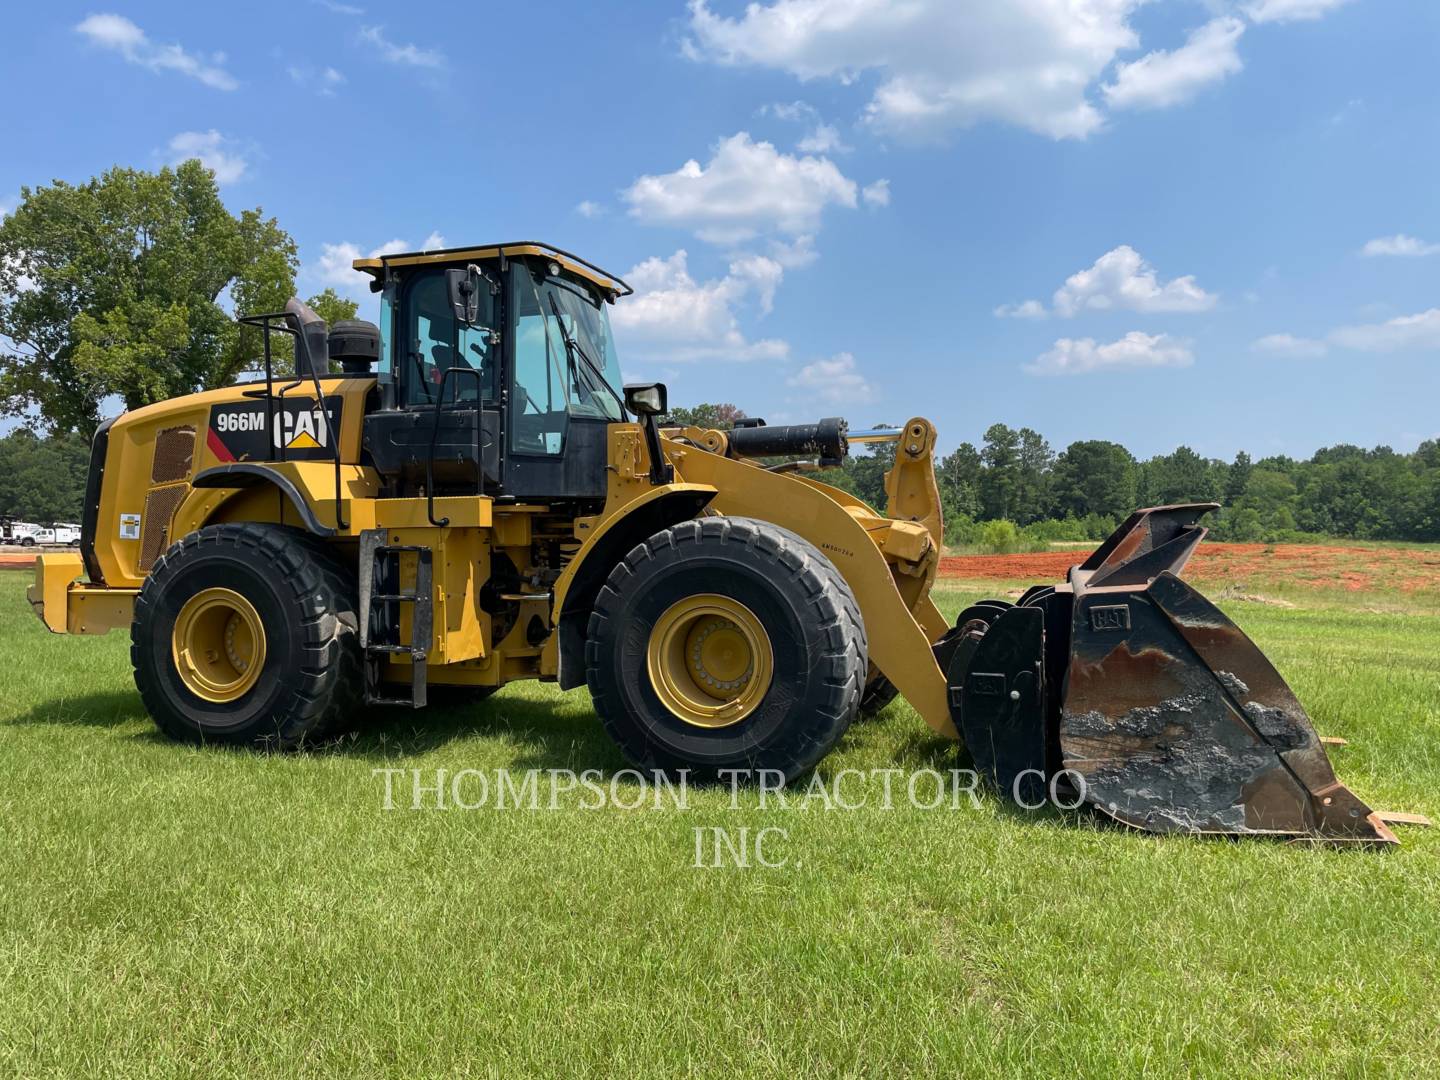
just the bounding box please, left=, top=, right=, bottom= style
left=131, top=523, right=362, bottom=748
left=585, top=516, right=866, bottom=782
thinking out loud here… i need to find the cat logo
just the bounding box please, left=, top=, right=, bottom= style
left=207, top=397, right=343, bottom=462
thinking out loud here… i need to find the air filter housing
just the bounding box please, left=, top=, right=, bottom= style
left=328, top=319, right=381, bottom=373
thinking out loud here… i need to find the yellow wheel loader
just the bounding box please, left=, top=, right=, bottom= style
left=26, top=242, right=1402, bottom=843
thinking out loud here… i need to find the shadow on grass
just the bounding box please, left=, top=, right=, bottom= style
left=9, top=689, right=146, bottom=729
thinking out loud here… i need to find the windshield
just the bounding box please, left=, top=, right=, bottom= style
left=518, top=267, right=625, bottom=422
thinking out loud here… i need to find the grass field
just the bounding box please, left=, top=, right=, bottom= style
left=2, top=559, right=1439, bottom=1077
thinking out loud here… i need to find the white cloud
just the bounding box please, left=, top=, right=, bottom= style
left=1025, top=331, right=1193, bottom=375
left=165, top=130, right=249, bottom=185
left=75, top=13, right=237, bottom=90
left=609, top=250, right=789, bottom=363
left=1243, top=0, right=1354, bottom=23
left=576, top=200, right=603, bottom=218
left=312, top=236, right=438, bottom=297
left=359, top=25, right=444, bottom=68
left=860, top=179, right=890, bottom=208
left=1051, top=245, right=1217, bottom=317
left=797, top=124, right=848, bottom=154
left=994, top=299, right=1047, bottom=320
left=787, top=352, right=872, bottom=403
left=624, top=132, right=858, bottom=244
left=687, top=0, right=1146, bottom=140
left=1360, top=234, right=1440, bottom=258
left=1103, top=17, right=1244, bottom=112
left=290, top=64, right=346, bottom=95
left=1252, top=332, right=1328, bottom=358
left=313, top=0, right=365, bottom=13
left=1329, top=309, right=1440, bottom=353
left=767, top=235, right=818, bottom=269
left=0, top=193, right=17, bottom=218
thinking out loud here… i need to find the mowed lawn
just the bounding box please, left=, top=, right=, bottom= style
left=2, top=562, right=1439, bottom=1077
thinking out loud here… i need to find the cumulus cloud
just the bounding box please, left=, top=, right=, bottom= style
left=312, top=236, right=439, bottom=296
left=786, top=352, right=872, bottom=403
left=1025, top=331, right=1194, bottom=375
left=165, top=130, right=250, bottom=185
left=1050, top=245, right=1217, bottom=317
left=1103, top=17, right=1244, bottom=112
left=575, top=200, right=603, bottom=218
left=289, top=64, right=346, bottom=95
left=1360, top=234, right=1440, bottom=258
left=1242, top=0, right=1354, bottom=23
left=860, top=179, right=890, bottom=208
left=1252, top=332, right=1328, bottom=358
left=994, top=299, right=1047, bottom=320
left=75, top=13, right=237, bottom=90
left=623, top=132, right=859, bottom=244
left=1257, top=309, right=1440, bottom=357
left=359, top=25, right=444, bottom=68
left=609, top=250, right=788, bottom=363
left=687, top=0, right=1144, bottom=140
left=1329, top=309, right=1440, bottom=353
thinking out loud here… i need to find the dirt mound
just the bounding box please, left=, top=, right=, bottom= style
left=938, top=542, right=1440, bottom=593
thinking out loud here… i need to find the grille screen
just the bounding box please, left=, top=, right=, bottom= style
left=138, top=484, right=190, bottom=572
left=151, top=425, right=197, bottom=484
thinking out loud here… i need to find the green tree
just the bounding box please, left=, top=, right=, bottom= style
left=306, top=288, right=359, bottom=328
left=937, top=442, right=981, bottom=518
left=0, top=161, right=297, bottom=436
left=1050, top=440, right=1138, bottom=520
left=0, top=429, right=90, bottom=521
left=979, top=423, right=1021, bottom=520
left=1015, top=428, right=1053, bottom=524
left=662, top=402, right=747, bottom=429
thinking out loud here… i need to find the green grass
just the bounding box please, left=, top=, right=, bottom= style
left=2, top=568, right=1438, bottom=1077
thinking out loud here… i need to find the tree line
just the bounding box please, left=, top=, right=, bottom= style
left=665, top=404, right=1440, bottom=545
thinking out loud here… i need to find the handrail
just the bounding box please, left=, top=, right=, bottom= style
left=235, top=311, right=348, bottom=532
left=425, top=366, right=487, bottom=527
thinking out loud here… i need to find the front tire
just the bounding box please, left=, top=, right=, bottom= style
left=585, top=517, right=866, bottom=781
left=131, top=523, right=362, bottom=748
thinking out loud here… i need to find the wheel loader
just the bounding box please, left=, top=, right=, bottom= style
left=26, top=241, right=1406, bottom=844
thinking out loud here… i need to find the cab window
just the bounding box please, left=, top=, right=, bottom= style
left=400, top=269, right=497, bottom=407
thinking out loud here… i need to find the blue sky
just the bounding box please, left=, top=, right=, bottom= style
left=1, top=0, right=1436, bottom=459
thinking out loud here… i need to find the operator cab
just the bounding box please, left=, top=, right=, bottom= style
left=356, top=243, right=632, bottom=504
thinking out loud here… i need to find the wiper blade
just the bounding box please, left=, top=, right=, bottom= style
left=549, top=294, right=624, bottom=409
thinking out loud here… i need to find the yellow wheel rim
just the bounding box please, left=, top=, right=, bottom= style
left=646, top=594, right=773, bottom=729
left=171, top=587, right=267, bottom=703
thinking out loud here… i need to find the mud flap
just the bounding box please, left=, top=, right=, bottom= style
left=1061, top=573, right=1396, bottom=843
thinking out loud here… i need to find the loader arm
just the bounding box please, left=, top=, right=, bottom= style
left=663, top=431, right=958, bottom=741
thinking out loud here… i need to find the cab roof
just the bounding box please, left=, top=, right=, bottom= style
left=352, top=241, right=632, bottom=298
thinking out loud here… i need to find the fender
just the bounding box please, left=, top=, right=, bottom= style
left=551, top=484, right=717, bottom=689
left=175, top=461, right=382, bottom=540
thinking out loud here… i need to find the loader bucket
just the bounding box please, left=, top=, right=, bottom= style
left=945, top=504, right=1396, bottom=844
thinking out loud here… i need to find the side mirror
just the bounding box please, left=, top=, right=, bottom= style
left=446, top=265, right=484, bottom=325
left=624, top=382, right=668, bottom=418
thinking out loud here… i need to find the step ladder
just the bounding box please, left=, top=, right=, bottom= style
left=358, top=529, right=433, bottom=708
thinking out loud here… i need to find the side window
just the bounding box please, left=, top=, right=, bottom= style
left=401, top=270, right=497, bottom=408
left=510, top=274, right=570, bottom=455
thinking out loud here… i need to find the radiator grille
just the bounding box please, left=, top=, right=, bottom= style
left=151, top=425, right=197, bottom=484
left=139, top=484, right=190, bottom=572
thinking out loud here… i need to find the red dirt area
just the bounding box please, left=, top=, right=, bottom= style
left=0, top=552, right=37, bottom=568
left=939, top=543, right=1440, bottom=593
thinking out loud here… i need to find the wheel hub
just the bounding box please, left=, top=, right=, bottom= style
left=647, top=595, right=773, bottom=728
left=171, top=587, right=267, bottom=703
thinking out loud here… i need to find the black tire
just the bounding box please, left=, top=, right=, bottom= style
left=131, top=523, right=363, bottom=748
left=860, top=670, right=900, bottom=716
left=20, top=536, right=34, bottom=547
left=585, top=516, right=867, bottom=781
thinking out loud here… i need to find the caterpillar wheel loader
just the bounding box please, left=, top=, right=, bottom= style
left=27, top=242, right=1405, bottom=844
